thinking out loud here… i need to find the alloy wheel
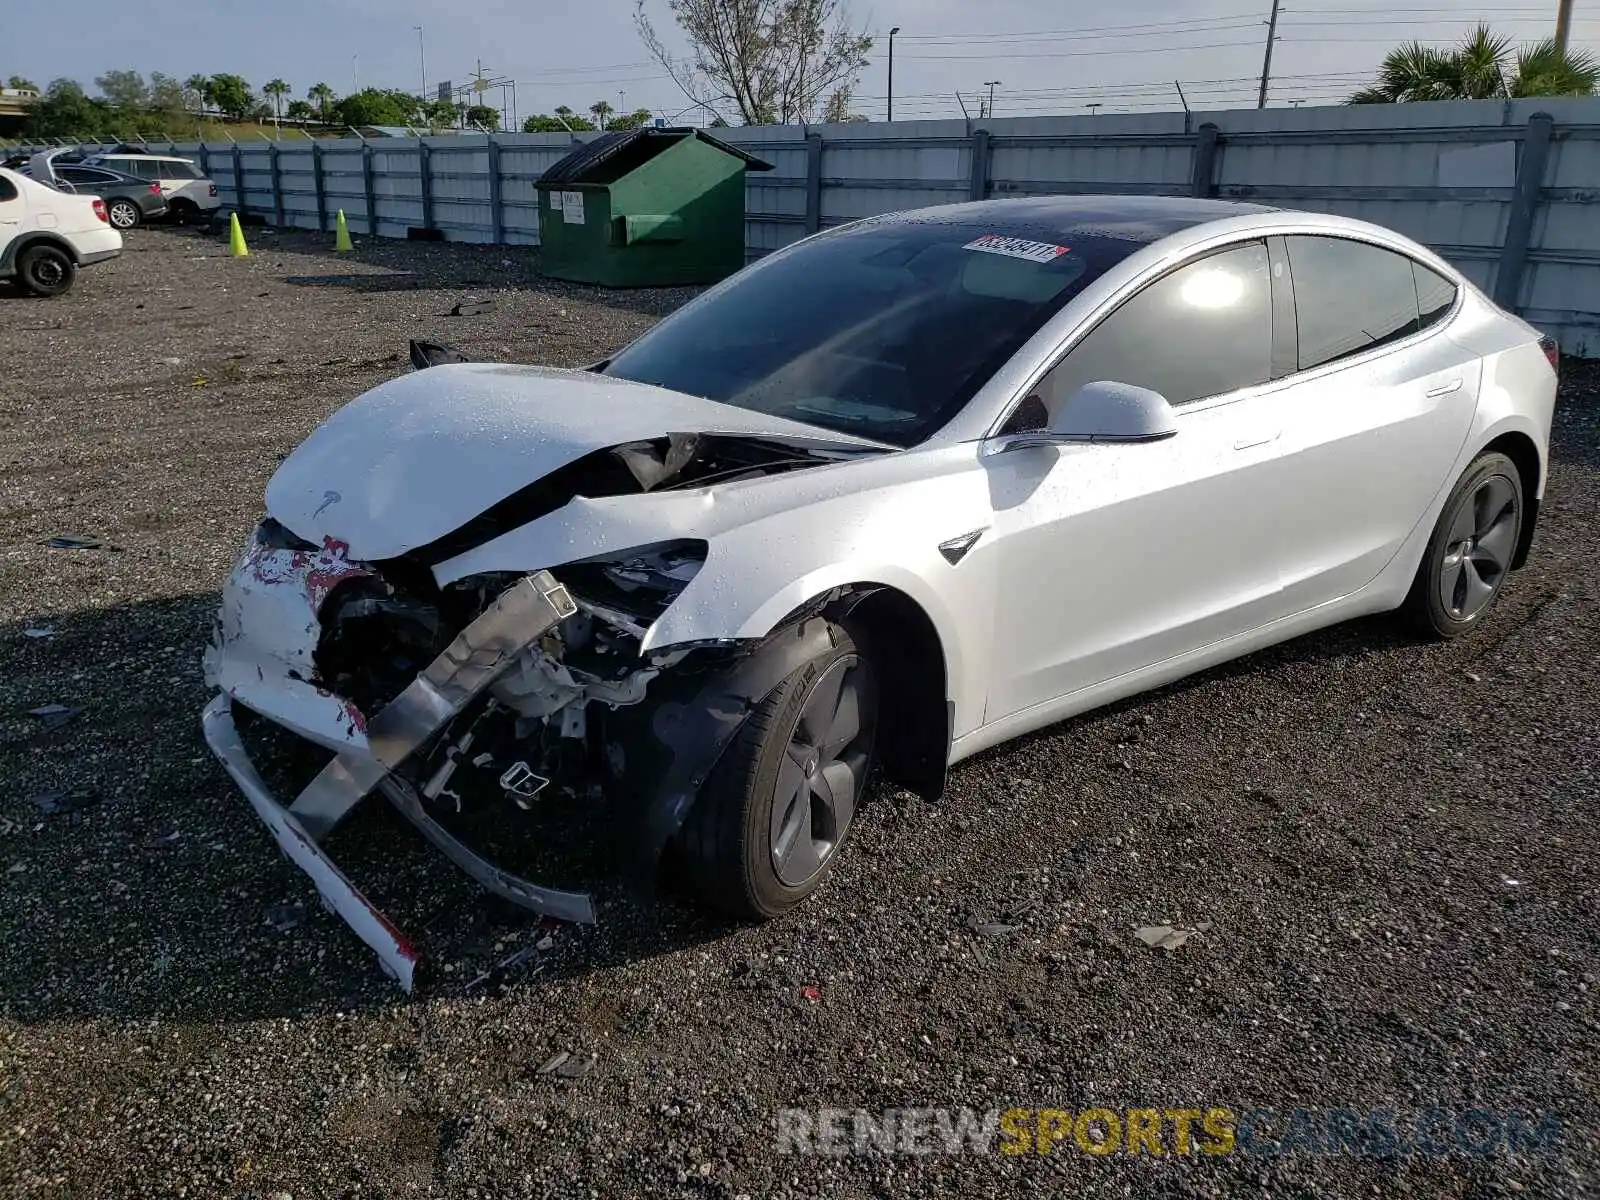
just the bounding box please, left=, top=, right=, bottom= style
left=1438, top=473, right=1518, bottom=621
left=109, top=201, right=137, bottom=229
left=770, top=655, right=875, bottom=887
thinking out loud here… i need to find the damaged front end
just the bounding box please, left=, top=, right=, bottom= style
left=201, top=424, right=855, bottom=988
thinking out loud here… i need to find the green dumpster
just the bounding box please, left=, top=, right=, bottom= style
left=535, top=127, right=773, bottom=287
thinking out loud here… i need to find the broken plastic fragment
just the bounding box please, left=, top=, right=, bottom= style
left=1134, top=921, right=1212, bottom=951
left=28, top=789, right=100, bottom=817
left=26, top=704, right=81, bottom=731
left=266, top=902, right=306, bottom=932
left=40, top=535, right=120, bottom=551
left=22, top=627, right=55, bottom=640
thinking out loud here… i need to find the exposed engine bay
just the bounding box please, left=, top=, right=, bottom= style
left=200, top=341, right=905, bottom=990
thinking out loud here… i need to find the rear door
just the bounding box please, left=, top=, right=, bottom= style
left=1271, top=234, right=1480, bottom=611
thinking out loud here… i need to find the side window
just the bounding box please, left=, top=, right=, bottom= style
left=166, top=162, right=200, bottom=180
left=122, top=159, right=156, bottom=180
left=1414, top=262, right=1458, bottom=331
left=1036, top=240, right=1273, bottom=413
left=1285, top=236, right=1421, bottom=371
left=0, top=175, right=17, bottom=202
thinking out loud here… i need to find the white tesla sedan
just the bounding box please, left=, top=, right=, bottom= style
left=203, top=196, right=1558, bottom=987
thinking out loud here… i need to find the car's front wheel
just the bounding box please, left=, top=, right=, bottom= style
left=107, top=198, right=141, bottom=230
left=1405, top=451, right=1524, bottom=638
left=678, top=620, right=878, bottom=918
left=15, top=244, right=75, bottom=297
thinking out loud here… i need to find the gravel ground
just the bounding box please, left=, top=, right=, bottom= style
left=1, top=226, right=1597, bottom=1199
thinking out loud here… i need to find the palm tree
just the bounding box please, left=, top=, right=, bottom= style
left=263, top=78, right=290, bottom=122
left=308, top=81, right=336, bottom=124
left=589, top=99, right=615, bottom=128
left=1350, top=24, right=1599, bottom=103
left=184, top=73, right=210, bottom=115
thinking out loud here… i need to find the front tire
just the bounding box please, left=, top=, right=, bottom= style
left=1404, top=451, right=1523, bottom=639
left=16, top=244, right=75, bottom=297
left=678, top=621, right=878, bottom=919
left=107, top=198, right=141, bottom=230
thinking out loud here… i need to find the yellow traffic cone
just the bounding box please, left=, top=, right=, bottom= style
left=228, top=212, right=249, bottom=258
left=334, top=209, right=353, bottom=252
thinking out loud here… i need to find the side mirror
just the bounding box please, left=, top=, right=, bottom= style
left=1000, top=381, right=1178, bottom=451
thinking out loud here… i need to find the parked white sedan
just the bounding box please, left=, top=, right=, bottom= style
left=0, top=165, right=121, bottom=295
left=203, top=196, right=1557, bottom=987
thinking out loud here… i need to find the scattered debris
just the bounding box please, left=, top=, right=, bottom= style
left=265, top=903, right=306, bottom=933
left=145, top=830, right=182, bottom=848
left=799, top=985, right=822, bottom=1003
left=1134, top=921, right=1213, bottom=951
left=449, top=297, right=496, bottom=317
left=1501, top=875, right=1522, bottom=887
left=537, top=1050, right=596, bottom=1079
left=967, top=914, right=1021, bottom=937
left=27, top=789, right=100, bottom=817
left=1464, top=671, right=1482, bottom=683
left=40, top=535, right=119, bottom=552
left=26, top=704, right=81, bottom=731
left=463, top=938, right=549, bottom=992
left=21, top=627, right=55, bottom=640
left=538, top=1050, right=571, bottom=1074
left=6, top=861, right=25, bottom=875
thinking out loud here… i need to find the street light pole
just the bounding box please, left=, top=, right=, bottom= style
left=1556, top=0, right=1575, bottom=54
left=984, top=80, right=1002, bottom=118
left=888, top=27, right=901, bottom=123
left=415, top=26, right=427, bottom=100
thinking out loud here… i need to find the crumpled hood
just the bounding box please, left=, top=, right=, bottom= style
left=266, top=363, right=878, bottom=561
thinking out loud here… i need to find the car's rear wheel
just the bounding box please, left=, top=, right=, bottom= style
left=107, top=198, right=141, bottom=230
left=1404, top=451, right=1523, bottom=638
left=678, top=620, right=878, bottom=918
left=167, top=198, right=197, bottom=224
left=16, top=244, right=75, bottom=297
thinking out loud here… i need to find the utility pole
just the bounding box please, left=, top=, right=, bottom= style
left=1257, top=0, right=1282, bottom=109
left=415, top=26, right=427, bottom=100
left=888, top=27, right=901, bottom=122
left=985, top=80, right=1002, bottom=118
left=1556, top=0, right=1575, bottom=54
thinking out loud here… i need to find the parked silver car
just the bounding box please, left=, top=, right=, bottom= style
left=202, top=196, right=1558, bottom=986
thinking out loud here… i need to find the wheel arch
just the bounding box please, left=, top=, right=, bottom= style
left=1479, top=429, right=1542, bottom=569
left=0, top=230, right=79, bottom=273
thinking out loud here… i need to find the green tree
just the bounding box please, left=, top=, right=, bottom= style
left=285, top=99, right=315, bottom=122
left=1349, top=24, right=1599, bottom=102
left=589, top=99, right=615, bottom=126
left=604, top=107, right=656, bottom=130
left=148, top=71, right=185, bottom=114
left=7, top=75, right=39, bottom=91
left=522, top=105, right=599, bottom=132
left=262, top=78, right=290, bottom=121
left=24, top=78, right=112, bottom=137
left=204, top=73, right=255, bottom=120
left=333, top=87, right=420, bottom=127
left=95, top=69, right=149, bottom=108
left=308, top=81, right=337, bottom=123
left=464, top=103, right=500, bottom=128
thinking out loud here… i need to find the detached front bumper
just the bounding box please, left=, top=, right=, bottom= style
left=202, top=560, right=596, bottom=990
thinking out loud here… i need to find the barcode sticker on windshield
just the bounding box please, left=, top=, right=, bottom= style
left=964, top=234, right=1070, bottom=263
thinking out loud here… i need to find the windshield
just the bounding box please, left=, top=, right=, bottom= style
left=602, top=220, right=1138, bottom=446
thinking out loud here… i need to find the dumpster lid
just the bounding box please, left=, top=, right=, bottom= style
left=537, top=127, right=774, bottom=187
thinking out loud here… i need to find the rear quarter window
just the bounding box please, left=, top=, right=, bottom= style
left=1285, top=235, right=1424, bottom=371
left=0, top=176, right=17, bottom=202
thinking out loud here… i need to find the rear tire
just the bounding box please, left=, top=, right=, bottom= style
left=107, top=198, right=141, bottom=230
left=16, top=244, right=75, bottom=297
left=1404, top=451, right=1523, bottom=639
left=677, top=620, right=878, bottom=919
left=167, top=198, right=197, bottom=225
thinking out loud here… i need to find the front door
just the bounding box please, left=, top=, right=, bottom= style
left=983, top=239, right=1291, bottom=724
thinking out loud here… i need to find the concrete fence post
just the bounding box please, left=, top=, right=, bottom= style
left=311, top=141, right=327, bottom=232
left=804, top=132, right=823, bottom=234
left=419, top=140, right=434, bottom=231
left=1494, top=111, right=1554, bottom=312
left=968, top=128, right=992, bottom=202
left=269, top=143, right=285, bottom=228
left=231, top=143, right=245, bottom=214
left=1191, top=123, right=1221, bottom=198
left=362, top=144, right=378, bottom=236
left=486, top=136, right=504, bottom=244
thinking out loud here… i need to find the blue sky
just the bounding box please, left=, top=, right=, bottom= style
left=5, top=0, right=1596, bottom=123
